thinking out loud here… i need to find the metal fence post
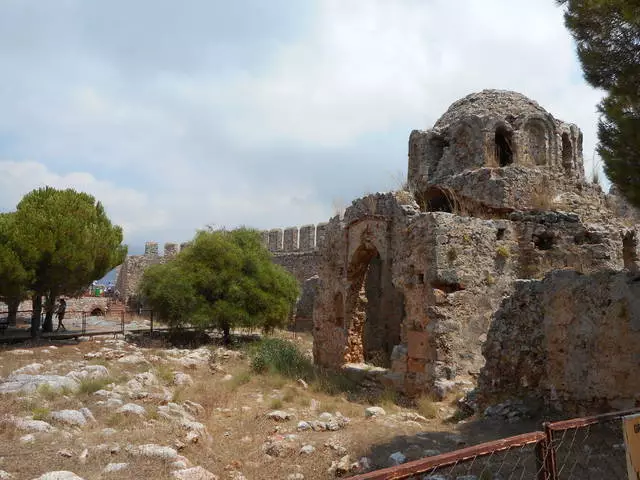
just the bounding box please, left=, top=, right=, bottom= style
left=150, top=310, right=154, bottom=333
left=543, top=422, right=559, bottom=480
left=535, top=437, right=549, bottom=480
left=121, top=310, right=125, bottom=335
left=82, top=312, right=86, bottom=335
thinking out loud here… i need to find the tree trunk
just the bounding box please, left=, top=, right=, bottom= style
left=7, top=297, right=19, bottom=326
left=222, top=322, right=231, bottom=345
left=30, top=294, right=42, bottom=337
left=42, top=293, right=56, bottom=333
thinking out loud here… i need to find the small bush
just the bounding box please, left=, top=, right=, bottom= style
left=377, top=387, right=398, bottom=409
left=485, top=274, right=496, bottom=285
left=36, top=384, right=59, bottom=401
left=249, top=338, right=314, bottom=380
left=496, top=245, right=510, bottom=258
left=311, top=370, right=358, bottom=396
left=154, top=364, right=175, bottom=384
left=228, top=369, right=252, bottom=390
left=78, top=377, right=113, bottom=395
left=447, top=247, right=458, bottom=263
left=281, top=387, right=296, bottom=403
left=416, top=394, right=438, bottom=419
left=31, top=407, right=50, bottom=421
left=269, top=398, right=284, bottom=409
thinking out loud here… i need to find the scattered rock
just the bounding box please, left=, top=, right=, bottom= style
left=365, top=407, right=386, bottom=418
left=296, top=379, right=308, bottom=389
left=0, top=470, right=12, bottom=479
left=287, top=474, right=304, bottom=480
left=11, top=363, right=44, bottom=375
left=117, top=353, right=148, bottom=365
left=171, top=466, right=218, bottom=480
left=173, top=372, right=193, bottom=386
left=328, top=455, right=352, bottom=476
left=8, top=349, right=34, bottom=356
left=101, top=428, right=117, bottom=436
left=296, top=421, right=311, bottom=431
left=299, top=445, right=315, bottom=455
left=50, top=410, right=89, bottom=427
left=388, top=451, right=407, bottom=466
left=266, top=410, right=293, bottom=422
left=19, top=434, right=35, bottom=444
left=102, top=463, right=129, bottom=474
left=57, top=449, right=74, bottom=458
left=129, top=444, right=179, bottom=460
left=5, top=416, right=55, bottom=433
left=0, top=375, right=77, bottom=394
left=117, top=403, right=146, bottom=416
left=78, top=449, right=88, bottom=464
left=33, top=472, right=85, bottom=480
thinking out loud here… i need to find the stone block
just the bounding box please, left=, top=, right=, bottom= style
left=283, top=227, right=299, bottom=251
left=407, top=331, right=429, bottom=360
left=407, top=357, right=427, bottom=373
left=316, top=223, right=328, bottom=248
left=299, top=225, right=316, bottom=250
left=268, top=229, right=283, bottom=252
left=144, top=242, right=159, bottom=256
left=164, top=243, right=179, bottom=257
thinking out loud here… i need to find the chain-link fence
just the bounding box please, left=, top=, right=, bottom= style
left=350, top=408, right=640, bottom=480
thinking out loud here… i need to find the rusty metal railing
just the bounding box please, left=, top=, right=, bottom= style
left=350, top=407, right=640, bottom=480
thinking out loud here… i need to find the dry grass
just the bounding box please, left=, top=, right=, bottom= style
left=0, top=333, right=470, bottom=480
left=416, top=394, right=439, bottom=419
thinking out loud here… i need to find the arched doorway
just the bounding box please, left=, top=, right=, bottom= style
left=345, top=244, right=404, bottom=367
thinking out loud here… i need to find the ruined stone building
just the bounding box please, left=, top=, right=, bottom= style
left=311, top=90, right=640, bottom=411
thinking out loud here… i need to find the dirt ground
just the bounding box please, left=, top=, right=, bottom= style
left=0, top=331, right=541, bottom=480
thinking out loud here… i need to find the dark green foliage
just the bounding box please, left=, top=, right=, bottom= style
left=139, top=228, right=299, bottom=342
left=249, top=338, right=314, bottom=379
left=558, top=0, right=640, bottom=206
left=11, top=187, right=127, bottom=333
left=0, top=213, right=32, bottom=323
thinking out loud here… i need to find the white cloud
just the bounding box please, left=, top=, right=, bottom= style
left=0, top=1, right=612, bottom=248
left=0, top=160, right=168, bottom=240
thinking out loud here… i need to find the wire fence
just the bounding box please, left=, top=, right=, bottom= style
left=350, top=408, right=640, bottom=480
left=0, top=308, right=158, bottom=339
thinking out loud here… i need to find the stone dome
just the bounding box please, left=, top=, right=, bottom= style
left=433, top=89, right=550, bottom=131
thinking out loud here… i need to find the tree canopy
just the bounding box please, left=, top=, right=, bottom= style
left=0, top=213, right=32, bottom=323
left=558, top=0, right=640, bottom=206
left=139, top=227, right=299, bottom=343
left=10, top=187, right=127, bottom=334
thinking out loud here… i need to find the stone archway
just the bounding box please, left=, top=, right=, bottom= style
left=344, top=244, right=404, bottom=367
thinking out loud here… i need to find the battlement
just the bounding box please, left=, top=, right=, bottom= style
left=142, top=241, right=191, bottom=257
left=261, top=223, right=329, bottom=253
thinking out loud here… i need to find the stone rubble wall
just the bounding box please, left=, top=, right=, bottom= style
left=312, top=188, right=637, bottom=397
left=477, top=270, right=640, bottom=414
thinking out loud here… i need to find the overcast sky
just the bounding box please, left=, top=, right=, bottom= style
left=0, top=0, right=606, bottom=253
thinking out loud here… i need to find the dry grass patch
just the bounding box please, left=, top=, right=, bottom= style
left=416, top=394, right=439, bottom=419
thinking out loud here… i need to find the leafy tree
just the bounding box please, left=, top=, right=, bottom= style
left=12, top=187, right=127, bottom=335
left=0, top=213, right=32, bottom=325
left=139, top=227, right=299, bottom=343
left=557, top=0, right=640, bottom=206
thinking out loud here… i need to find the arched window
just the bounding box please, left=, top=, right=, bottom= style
left=495, top=127, right=514, bottom=167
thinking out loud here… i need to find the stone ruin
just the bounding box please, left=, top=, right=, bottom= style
left=311, top=89, right=640, bottom=412
left=112, top=89, right=639, bottom=413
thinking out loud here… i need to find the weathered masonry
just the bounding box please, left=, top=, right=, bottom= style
left=312, top=90, right=640, bottom=403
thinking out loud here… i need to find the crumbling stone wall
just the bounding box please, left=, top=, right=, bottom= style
left=478, top=270, right=640, bottom=414
left=312, top=89, right=640, bottom=399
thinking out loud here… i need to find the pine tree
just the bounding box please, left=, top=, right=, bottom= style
left=558, top=0, right=640, bottom=205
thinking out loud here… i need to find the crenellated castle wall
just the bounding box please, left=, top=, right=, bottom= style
left=114, top=226, right=326, bottom=316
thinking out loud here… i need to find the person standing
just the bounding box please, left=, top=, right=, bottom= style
left=55, top=298, right=67, bottom=332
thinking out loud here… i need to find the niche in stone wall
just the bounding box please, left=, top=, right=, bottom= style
left=421, top=187, right=454, bottom=213
left=526, top=120, right=548, bottom=166
left=345, top=246, right=404, bottom=368
left=562, top=133, right=573, bottom=173
left=494, top=126, right=514, bottom=167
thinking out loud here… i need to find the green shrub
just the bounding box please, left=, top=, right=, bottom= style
left=78, top=377, right=113, bottom=395
left=249, top=338, right=314, bottom=380
left=496, top=245, right=511, bottom=258
left=416, top=394, right=438, bottom=419
left=31, top=407, right=50, bottom=421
